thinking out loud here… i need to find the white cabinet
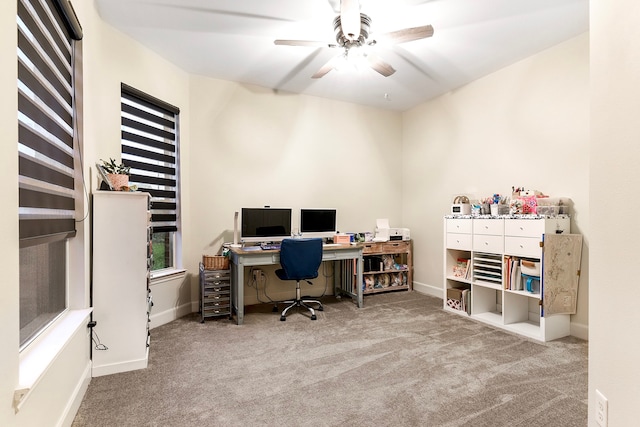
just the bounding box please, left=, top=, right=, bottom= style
left=443, top=215, right=581, bottom=342
left=92, top=191, right=152, bottom=376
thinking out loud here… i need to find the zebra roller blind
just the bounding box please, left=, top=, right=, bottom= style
left=120, top=84, right=180, bottom=233
left=17, top=0, right=82, bottom=247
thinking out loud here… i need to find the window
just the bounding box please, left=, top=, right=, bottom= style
left=17, top=0, right=83, bottom=347
left=120, top=84, right=180, bottom=272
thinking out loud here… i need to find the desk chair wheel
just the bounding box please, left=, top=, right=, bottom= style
left=280, top=314, right=317, bottom=320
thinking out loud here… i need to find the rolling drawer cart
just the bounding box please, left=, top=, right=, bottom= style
left=199, top=262, right=232, bottom=322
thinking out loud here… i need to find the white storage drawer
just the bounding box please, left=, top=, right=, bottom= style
left=446, top=218, right=472, bottom=234
left=504, top=219, right=544, bottom=238
left=473, top=218, right=504, bottom=236
left=446, top=233, right=472, bottom=250
left=473, top=234, right=504, bottom=253
left=505, top=236, right=542, bottom=258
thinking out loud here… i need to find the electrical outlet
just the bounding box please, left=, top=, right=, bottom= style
left=595, top=389, right=608, bottom=427
left=253, top=269, right=262, bottom=281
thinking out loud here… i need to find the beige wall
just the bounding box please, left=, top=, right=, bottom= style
left=0, top=0, right=21, bottom=426
left=79, top=1, right=193, bottom=325
left=7, top=0, right=628, bottom=425
left=187, top=77, right=402, bottom=303
left=589, top=0, right=640, bottom=425
left=402, top=34, right=590, bottom=338
left=81, top=7, right=191, bottom=184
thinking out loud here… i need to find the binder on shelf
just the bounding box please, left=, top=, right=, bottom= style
left=461, top=288, right=470, bottom=315
left=510, top=258, right=522, bottom=290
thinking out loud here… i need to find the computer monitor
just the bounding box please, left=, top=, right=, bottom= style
left=300, top=208, right=337, bottom=239
left=240, top=207, right=292, bottom=243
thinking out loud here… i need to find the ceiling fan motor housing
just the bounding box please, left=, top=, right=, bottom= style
left=333, top=13, right=371, bottom=48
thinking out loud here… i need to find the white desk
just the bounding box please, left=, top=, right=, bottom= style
left=229, top=244, right=364, bottom=325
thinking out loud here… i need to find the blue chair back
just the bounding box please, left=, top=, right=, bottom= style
left=278, top=238, right=323, bottom=281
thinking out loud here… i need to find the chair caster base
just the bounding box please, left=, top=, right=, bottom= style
left=280, top=315, right=286, bottom=321
left=311, top=314, right=317, bottom=320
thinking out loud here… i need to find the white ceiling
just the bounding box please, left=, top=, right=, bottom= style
left=95, top=0, right=589, bottom=111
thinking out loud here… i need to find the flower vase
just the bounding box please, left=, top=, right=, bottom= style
left=108, top=173, right=129, bottom=191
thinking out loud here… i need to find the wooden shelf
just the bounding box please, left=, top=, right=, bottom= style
left=364, top=285, right=410, bottom=295
left=362, top=240, right=412, bottom=295
left=364, top=268, right=410, bottom=275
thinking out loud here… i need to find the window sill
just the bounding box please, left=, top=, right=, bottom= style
left=15, top=308, right=92, bottom=412
left=150, top=268, right=186, bottom=285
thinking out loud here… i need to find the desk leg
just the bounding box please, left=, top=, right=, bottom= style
left=333, top=260, right=341, bottom=298
left=334, top=256, right=363, bottom=308
left=356, top=254, right=363, bottom=308
left=231, top=260, right=244, bottom=325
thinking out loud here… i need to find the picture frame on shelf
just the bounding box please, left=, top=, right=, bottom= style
left=96, top=162, right=113, bottom=190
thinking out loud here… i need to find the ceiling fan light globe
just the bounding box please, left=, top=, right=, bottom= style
left=333, top=13, right=370, bottom=45
left=340, top=0, right=361, bottom=40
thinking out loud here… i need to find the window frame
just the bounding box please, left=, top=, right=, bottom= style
left=119, top=84, right=181, bottom=274
left=14, top=0, right=88, bottom=411
left=17, top=0, right=83, bottom=350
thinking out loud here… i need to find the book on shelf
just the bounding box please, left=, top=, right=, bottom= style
left=507, top=257, right=522, bottom=290
left=453, top=258, right=471, bottom=279
left=461, top=288, right=470, bottom=315
left=504, top=256, right=511, bottom=289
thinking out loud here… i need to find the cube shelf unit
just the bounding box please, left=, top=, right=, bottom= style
left=443, top=215, right=578, bottom=342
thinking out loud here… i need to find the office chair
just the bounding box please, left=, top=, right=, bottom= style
left=275, top=238, right=324, bottom=321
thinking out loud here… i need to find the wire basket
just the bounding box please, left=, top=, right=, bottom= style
left=202, top=255, right=229, bottom=270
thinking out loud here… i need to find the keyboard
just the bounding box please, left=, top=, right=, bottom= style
left=260, top=243, right=281, bottom=250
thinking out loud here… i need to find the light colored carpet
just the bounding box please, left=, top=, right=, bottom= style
left=72, top=291, right=587, bottom=426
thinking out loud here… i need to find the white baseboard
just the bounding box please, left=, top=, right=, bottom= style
left=92, top=356, right=148, bottom=377
left=570, top=321, right=588, bottom=341
left=412, top=281, right=443, bottom=299
left=61, top=362, right=91, bottom=427
left=149, top=302, right=193, bottom=330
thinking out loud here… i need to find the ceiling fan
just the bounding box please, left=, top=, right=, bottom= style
left=274, top=0, right=434, bottom=78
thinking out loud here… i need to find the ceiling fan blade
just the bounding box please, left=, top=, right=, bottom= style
left=275, top=39, right=337, bottom=48
left=340, top=0, right=361, bottom=40
left=375, top=25, right=434, bottom=44
left=312, top=56, right=340, bottom=79
left=155, top=5, right=295, bottom=23
left=367, top=54, right=396, bottom=77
